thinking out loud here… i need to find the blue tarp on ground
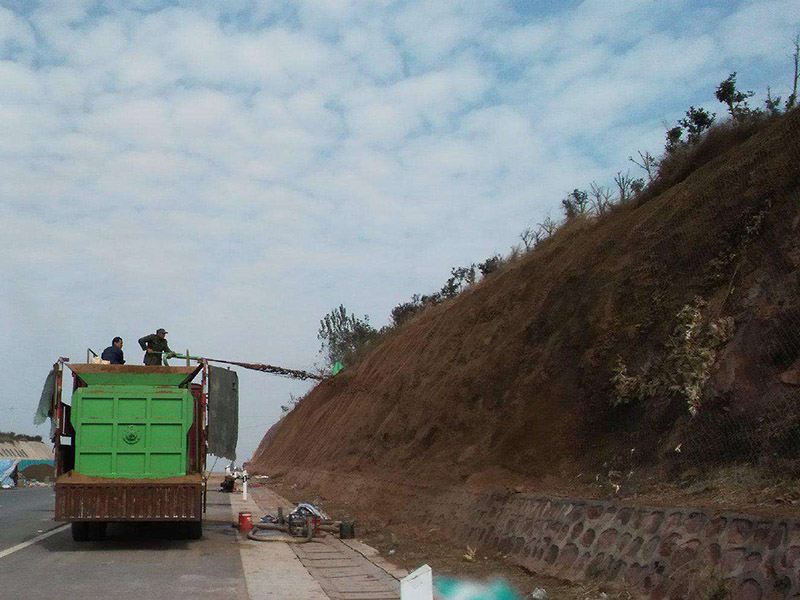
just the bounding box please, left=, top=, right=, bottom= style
left=0, top=459, right=16, bottom=487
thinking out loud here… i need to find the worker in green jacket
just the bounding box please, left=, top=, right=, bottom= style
left=138, top=328, right=174, bottom=366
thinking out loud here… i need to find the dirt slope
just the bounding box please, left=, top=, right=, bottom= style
left=251, top=110, right=800, bottom=490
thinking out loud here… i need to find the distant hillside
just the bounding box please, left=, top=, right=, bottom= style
left=251, top=108, right=800, bottom=490
left=0, top=431, right=43, bottom=443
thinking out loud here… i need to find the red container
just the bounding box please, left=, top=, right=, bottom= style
left=239, top=511, right=253, bottom=533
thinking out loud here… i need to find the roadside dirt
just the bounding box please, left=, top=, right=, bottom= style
left=250, top=480, right=634, bottom=600
left=450, top=463, right=800, bottom=520
left=244, top=463, right=800, bottom=598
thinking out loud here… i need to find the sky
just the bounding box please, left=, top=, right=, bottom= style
left=0, top=0, right=798, bottom=461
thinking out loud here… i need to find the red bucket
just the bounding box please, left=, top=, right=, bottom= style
left=311, top=516, right=322, bottom=535
left=239, top=511, right=253, bottom=533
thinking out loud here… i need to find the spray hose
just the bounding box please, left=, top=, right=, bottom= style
left=244, top=509, right=350, bottom=544
left=246, top=521, right=321, bottom=544
left=160, top=352, right=324, bottom=381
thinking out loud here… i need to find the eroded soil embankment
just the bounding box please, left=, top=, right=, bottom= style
left=253, top=108, right=800, bottom=488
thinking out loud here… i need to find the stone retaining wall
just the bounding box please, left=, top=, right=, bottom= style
left=261, top=467, right=800, bottom=599
left=459, top=493, right=798, bottom=600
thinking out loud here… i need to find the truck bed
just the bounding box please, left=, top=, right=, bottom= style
left=55, top=471, right=203, bottom=521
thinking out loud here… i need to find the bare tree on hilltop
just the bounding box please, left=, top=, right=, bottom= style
left=318, top=305, right=378, bottom=368
left=561, top=188, right=589, bottom=219
left=629, top=151, right=659, bottom=183
left=519, top=227, right=538, bottom=250
left=538, top=214, right=558, bottom=237
left=589, top=182, right=613, bottom=215
left=788, top=34, right=799, bottom=110
left=614, top=171, right=644, bottom=204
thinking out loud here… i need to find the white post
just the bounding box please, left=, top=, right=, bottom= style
left=400, top=565, right=432, bottom=600
left=242, top=470, right=248, bottom=501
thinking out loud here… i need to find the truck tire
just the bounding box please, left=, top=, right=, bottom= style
left=71, top=522, right=90, bottom=542
left=89, top=522, right=107, bottom=541
left=185, top=521, right=202, bottom=540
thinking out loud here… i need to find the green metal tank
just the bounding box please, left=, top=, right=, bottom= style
left=68, top=365, right=199, bottom=478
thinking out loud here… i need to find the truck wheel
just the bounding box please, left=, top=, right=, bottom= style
left=89, top=522, right=107, bottom=541
left=71, top=522, right=90, bottom=542
left=185, top=521, right=202, bottom=540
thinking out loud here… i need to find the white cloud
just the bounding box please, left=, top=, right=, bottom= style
left=340, top=27, right=404, bottom=81
left=0, top=7, right=36, bottom=55
left=0, top=0, right=795, bottom=458
left=718, top=0, right=800, bottom=60
left=0, top=60, right=41, bottom=102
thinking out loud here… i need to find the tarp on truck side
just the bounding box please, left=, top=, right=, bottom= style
left=208, top=366, right=239, bottom=461
left=34, top=368, right=56, bottom=436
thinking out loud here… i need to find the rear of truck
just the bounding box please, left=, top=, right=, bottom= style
left=53, top=364, right=207, bottom=541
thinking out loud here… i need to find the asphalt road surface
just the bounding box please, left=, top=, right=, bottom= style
left=0, top=488, right=248, bottom=600
left=0, top=487, right=57, bottom=552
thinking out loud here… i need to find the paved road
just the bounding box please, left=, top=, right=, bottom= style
left=0, top=486, right=401, bottom=600
left=0, top=487, right=58, bottom=551
left=0, top=489, right=248, bottom=600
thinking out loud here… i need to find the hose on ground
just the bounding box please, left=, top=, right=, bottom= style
left=246, top=521, right=321, bottom=544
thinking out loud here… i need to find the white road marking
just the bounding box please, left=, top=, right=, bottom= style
left=0, top=524, right=69, bottom=560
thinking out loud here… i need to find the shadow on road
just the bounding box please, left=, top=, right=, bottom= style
left=39, top=522, right=201, bottom=552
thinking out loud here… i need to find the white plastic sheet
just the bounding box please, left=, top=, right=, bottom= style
left=401, top=564, right=433, bottom=600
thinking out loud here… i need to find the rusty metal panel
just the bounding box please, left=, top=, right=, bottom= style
left=55, top=482, right=202, bottom=521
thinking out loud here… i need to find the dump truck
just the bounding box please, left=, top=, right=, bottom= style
left=50, top=362, right=213, bottom=541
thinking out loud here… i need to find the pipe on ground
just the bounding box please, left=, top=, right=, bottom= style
left=246, top=521, right=320, bottom=544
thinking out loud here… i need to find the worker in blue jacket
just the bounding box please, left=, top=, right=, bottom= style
left=101, top=337, right=125, bottom=364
